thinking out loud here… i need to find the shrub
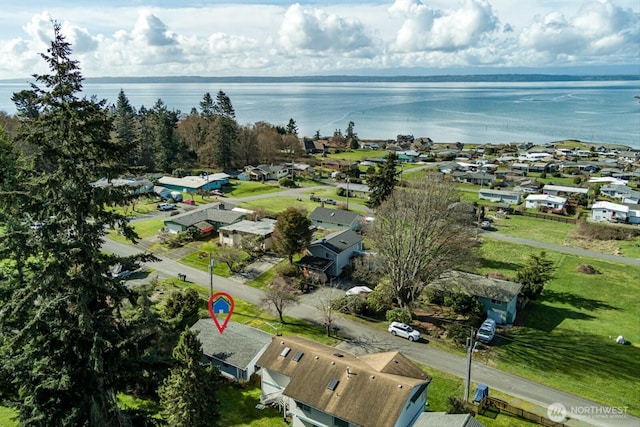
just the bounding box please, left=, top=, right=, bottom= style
left=443, top=292, right=474, bottom=314
left=366, top=282, right=393, bottom=315
left=446, top=323, right=469, bottom=344
left=576, top=220, right=640, bottom=241
left=576, top=264, right=601, bottom=274
left=275, top=262, right=299, bottom=277
left=423, top=287, right=445, bottom=305
left=332, top=296, right=369, bottom=316
left=386, top=308, right=412, bottom=324
left=448, top=396, right=472, bottom=414
left=279, top=177, right=297, bottom=188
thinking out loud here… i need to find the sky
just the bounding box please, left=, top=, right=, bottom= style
left=0, top=0, right=638, bottom=79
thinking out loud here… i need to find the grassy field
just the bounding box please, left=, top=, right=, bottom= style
left=107, top=218, right=165, bottom=243
left=225, top=180, right=283, bottom=198
left=490, top=215, right=576, bottom=245
left=323, top=149, right=387, bottom=162
left=476, top=239, right=640, bottom=415
left=238, top=194, right=369, bottom=216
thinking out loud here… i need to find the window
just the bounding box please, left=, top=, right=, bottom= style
left=297, top=401, right=311, bottom=412
left=334, top=417, right=349, bottom=427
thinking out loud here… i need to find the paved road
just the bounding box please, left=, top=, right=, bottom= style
left=103, top=238, right=640, bottom=427
left=483, top=231, right=640, bottom=266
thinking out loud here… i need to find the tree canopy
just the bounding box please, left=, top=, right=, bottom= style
left=515, top=251, right=555, bottom=301
left=272, top=207, right=312, bottom=264
left=369, top=177, right=478, bottom=310
left=366, top=152, right=399, bottom=209
left=0, top=22, right=154, bottom=425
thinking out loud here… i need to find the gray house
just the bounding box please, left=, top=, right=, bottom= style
left=190, top=319, right=272, bottom=382
left=427, top=270, right=523, bottom=324
left=299, top=229, right=364, bottom=277
left=163, top=204, right=244, bottom=234
left=309, top=207, right=362, bottom=231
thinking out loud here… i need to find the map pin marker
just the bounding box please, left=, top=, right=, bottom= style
left=208, top=292, right=235, bottom=334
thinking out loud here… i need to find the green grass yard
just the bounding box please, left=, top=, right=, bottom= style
left=225, top=180, right=283, bottom=198
left=476, top=239, right=640, bottom=415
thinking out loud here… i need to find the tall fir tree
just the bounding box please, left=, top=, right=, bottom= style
left=213, top=90, right=235, bottom=120
left=159, top=329, right=221, bottom=427
left=112, top=89, right=140, bottom=167
left=366, top=152, right=399, bottom=209
left=0, top=22, right=151, bottom=425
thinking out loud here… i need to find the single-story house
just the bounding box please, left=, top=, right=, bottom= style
left=163, top=204, right=245, bottom=234
left=427, top=270, right=523, bottom=324
left=396, top=150, right=420, bottom=163
left=336, top=182, right=371, bottom=199
left=542, top=184, right=589, bottom=198
left=528, top=162, right=555, bottom=173
left=299, top=229, right=363, bottom=277
left=452, top=172, right=496, bottom=187
left=158, top=173, right=229, bottom=192
left=90, top=177, right=154, bottom=195
left=600, top=184, right=640, bottom=203
left=309, top=207, right=362, bottom=231
left=525, top=194, right=568, bottom=210
left=591, top=201, right=640, bottom=224
left=191, top=319, right=272, bottom=382
left=478, top=189, right=521, bottom=205
left=257, top=336, right=431, bottom=427
left=218, top=218, right=277, bottom=251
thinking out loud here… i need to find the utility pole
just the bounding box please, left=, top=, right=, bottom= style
left=464, top=327, right=478, bottom=402
left=208, top=251, right=215, bottom=297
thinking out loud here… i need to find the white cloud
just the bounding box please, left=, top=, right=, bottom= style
left=518, top=0, right=639, bottom=60
left=279, top=3, right=375, bottom=56
left=389, top=0, right=501, bottom=52
left=0, top=1, right=638, bottom=79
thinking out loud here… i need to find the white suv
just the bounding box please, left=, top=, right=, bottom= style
left=388, top=321, right=421, bottom=342
left=158, top=203, right=176, bottom=211
left=476, top=319, right=497, bottom=344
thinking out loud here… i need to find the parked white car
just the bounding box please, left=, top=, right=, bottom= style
left=158, top=203, right=176, bottom=211
left=388, top=321, right=421, bottom=342
left=476, top=319, right=497, bottom=344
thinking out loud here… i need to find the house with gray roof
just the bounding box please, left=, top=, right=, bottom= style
left=257, top=336, right=431, bottom=427
left=309, top=207, right=362, bottom=231
left=427, top=270, right=523, bottom=324
left=218, top=218, right=277, bottom=251
left=158, top=173, right=229, bottom=192
left=299, top=229, right=363, bottom=277
left=600, top=184, right=640, bottom=204
left=163, top=203, right=244, bottom=234
left=478, top=189, right=521, bottom=205
left=191, top=319, right=272, bottom=382
left=542, top=184, right=589, bottom=198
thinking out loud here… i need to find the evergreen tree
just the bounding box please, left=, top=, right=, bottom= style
left=366, top=152, right=399, bottom=209
left=159, top=329, right=221, bottom=427
left=112, top=89, right=139, bottom=166
left=286, top=118, right=298, bottom=135
left=0, top=23, right=151, bottom=425
left=212, top=116, right=237, bottom=168
left=199, top=92, right=215, bottom=121
left=213, top=90, right=235, bottom=119
left=346, top=121, right=359, bottom=149
left=272, top=207, right=312, bottom=264
left=515, top=251, right=555, bottom=301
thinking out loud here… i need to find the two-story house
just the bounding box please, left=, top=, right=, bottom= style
left=257, top=336, right=431, bottom=427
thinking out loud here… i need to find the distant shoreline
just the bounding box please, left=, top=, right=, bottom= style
left=1, top=74, right=639, bottom=84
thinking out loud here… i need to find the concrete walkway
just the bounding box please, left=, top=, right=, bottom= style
left=104, top=238, right=640, bottom=427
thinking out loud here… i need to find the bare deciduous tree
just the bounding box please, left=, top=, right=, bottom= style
left=369, top=176, right=478, bottom=310
left=261, top=276, right=299, bottom=323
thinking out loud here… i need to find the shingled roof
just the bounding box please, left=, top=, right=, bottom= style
left=428, top=270, right=523, bottom=302
left=257, top=336, right=431, bottom=427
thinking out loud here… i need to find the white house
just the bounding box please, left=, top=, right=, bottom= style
left=525, top=194, right=568, bottom=210
left=257, top=336, right=431, bottom=427
left=478, top=189, right=522, bottom=205
left=591, top=201, right=640, bottom=224
left=218, top=218, right=277, bottom=251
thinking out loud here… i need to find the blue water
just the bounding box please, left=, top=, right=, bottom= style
left=1, top=80, right=638, bottom=148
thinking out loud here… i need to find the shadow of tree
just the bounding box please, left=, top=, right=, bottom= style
left=498, top=328, right=640, bottom=386
left=517, top=303, right=597, bottom=333
left=540, top=290, right=619, bottom=312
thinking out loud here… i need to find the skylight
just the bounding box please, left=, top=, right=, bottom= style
left=280, top=347, right=291, bottom=357
left=292, top=351, right=304, bottom=362
left=327, top=379, right=339, bottom=391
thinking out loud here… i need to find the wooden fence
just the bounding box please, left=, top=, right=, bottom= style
left=478, top=396, right=568, bottom=426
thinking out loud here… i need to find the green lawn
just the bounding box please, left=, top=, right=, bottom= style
left=490, top=215, right=575, bottom=245
left=239, top=195, right=369, bottom=216
left=179, top=242, right=250, bottom=278
left=323, top=149, right=387, bottom=161
left=225, top=180, right=283, bottom=198
left=476, top=239, right=640, bottom=415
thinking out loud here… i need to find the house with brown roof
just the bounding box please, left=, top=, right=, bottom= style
left=257, top=336, right=431, bottom=427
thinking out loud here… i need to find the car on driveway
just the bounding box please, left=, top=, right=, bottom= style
left=388, top=321, right=421, bottom=342
left=476, top=318, right=497, bottom=344
left=323, top=198, right=337, bottom=205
